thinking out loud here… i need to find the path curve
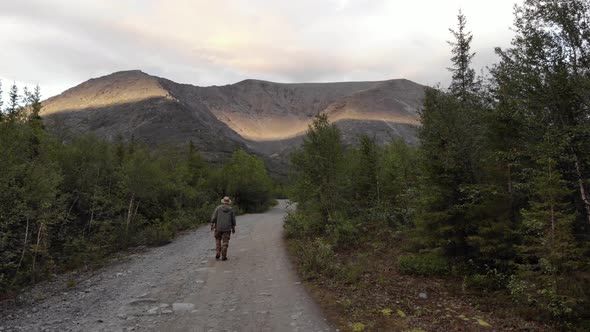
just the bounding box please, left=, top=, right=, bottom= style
left=0, top=200, right=334, bottom=332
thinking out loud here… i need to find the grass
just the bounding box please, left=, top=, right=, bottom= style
left=285, top=233, right=557, bottom=332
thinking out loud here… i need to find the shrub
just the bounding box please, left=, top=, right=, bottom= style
left=507, top=271, right=585, bottom=322
left=336, top=257, right=367, bottom=284
left=296, top=238, right=337, bottom=279
left=142, top=222, right=175, bottom=246
left=398, top=253, right=450, bottom=276
left=284, top=210, right=324, bottom=239
left=326, top=215, right=359, bottom=249
left=462, top=264, right=509, bottom=292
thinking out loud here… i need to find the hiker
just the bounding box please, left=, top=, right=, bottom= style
left=210, top=196, right=236, bottom=261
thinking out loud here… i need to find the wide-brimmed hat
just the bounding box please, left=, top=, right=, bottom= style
left=221, top=196, right=232, bottom=204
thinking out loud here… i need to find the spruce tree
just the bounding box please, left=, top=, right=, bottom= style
left=291, top=114, right=344, bottom=224
left=415, top=12, right=487, bottom=258
left=0, top=81, right=3, bottom=121
left=6, top=83, right=19, bottom=120
left=352, top=135, right=379, bottom=210
left=511, top=156, right=582, bottom=319
left=490, top=0, right=590, bottom=320
left=493, top=0, right=590, bottom=226
left=447, top=10, right=478, bottom=101
left=27, top=85, right=43, bottom=124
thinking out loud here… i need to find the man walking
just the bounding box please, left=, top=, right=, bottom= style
left=210, top=196, right=236, bottom=261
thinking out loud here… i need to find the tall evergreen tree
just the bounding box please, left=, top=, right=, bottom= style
left=291, top=114, right=344, bottom=224
left=493, top=0, right=590, bottom=228
left=26, top=85, right=43, bottom=124
left=448, top=10, right=478, bottom=100
left=511, top=155, right=583, bottom=319
left=6, top=83, right=19, bottom=120
left=490, top=0, right=590, bottom=320
left=351, top=135, right=380, bottom=210
left=0, top=80, right=4, bottom=121
left=415, top=11, right=488, bottom=258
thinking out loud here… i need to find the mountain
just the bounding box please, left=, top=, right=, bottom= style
left=41, top=70, right=426, bottom=172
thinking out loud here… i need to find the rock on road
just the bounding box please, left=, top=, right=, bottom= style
left=0, top=200, right=334, bottom=332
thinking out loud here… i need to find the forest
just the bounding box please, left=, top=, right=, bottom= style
left=1, top=0, right=590, bottom=329
left=0, top=86, right=275, bottom=294
left=286, top=0, right=590, bottom=329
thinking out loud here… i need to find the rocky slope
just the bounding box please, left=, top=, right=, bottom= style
left=41, top=70, right=426, bottom=166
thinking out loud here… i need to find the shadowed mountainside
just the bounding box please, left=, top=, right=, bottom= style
left=41, top=70, right=426, bottom=171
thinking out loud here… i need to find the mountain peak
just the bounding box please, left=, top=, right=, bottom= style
left=42, top=70, right=168, bottom=115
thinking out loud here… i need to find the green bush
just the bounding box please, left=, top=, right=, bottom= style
left=326, top=216, right=359, bottom=249
left=336, top=256, right=368, bottom=284
left=507, top=268, right=588, bottom=322
left=296, top=238, right=337, bottom=279
left=217, top=149, right=274, bottom=213
left=284, top=210, right=325, bottom=239
left=464, top=274, right=498, bottom=292
left=142, top=222, right=175, bottom=246
left=462, top=264, right=509, bottom=292
left=398, top=253, right=450, bottom=276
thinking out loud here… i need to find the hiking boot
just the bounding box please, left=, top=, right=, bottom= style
left=222, top=256, right=228, bottom=261
left=215, top=254, right=220, bottom=260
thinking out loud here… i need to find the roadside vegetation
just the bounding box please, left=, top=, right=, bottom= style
left=286, top=1, right=590, bottom=331
left=0, top=86, right=275, bottom=295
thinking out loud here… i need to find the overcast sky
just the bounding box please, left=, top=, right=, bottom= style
left=0, top=0, right=522, bottom=99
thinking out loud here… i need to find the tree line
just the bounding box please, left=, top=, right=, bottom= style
left=286, top=0, right=590, bottom=327
left=0, top=83, right=275, bottom=294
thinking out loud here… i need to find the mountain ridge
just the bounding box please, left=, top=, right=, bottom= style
left=40, top=70, right=426, bottom=174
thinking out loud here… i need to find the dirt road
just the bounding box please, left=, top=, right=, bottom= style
left=0, top=200, right=333, bottom=332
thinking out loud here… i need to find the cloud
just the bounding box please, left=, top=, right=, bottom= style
left=0, top=0, right=522, bottom=98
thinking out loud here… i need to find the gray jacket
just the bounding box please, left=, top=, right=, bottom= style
left=211, top=204, right=236, bottom=232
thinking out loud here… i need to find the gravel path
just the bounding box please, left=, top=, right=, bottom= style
left=0, top=200, right=333, bottom=332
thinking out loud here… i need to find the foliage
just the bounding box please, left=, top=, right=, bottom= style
left=447, top=10, right=479, bottom=100
left=290, top=113, right=345, bottom=225
left=288, top=114, right=421, bottom=244
left=398, top=253, right=450, bottom=276
left=217, top=149, right=274, bottom=213
left=284, top=210, right=325, bottom=239
left=294, top=238, right=337, bottom=280
left=286, top=3, right=590, bottom=326
left=0, top=88, right=276, bottom=293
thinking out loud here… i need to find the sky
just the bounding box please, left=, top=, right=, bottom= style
left=0, top=0, right=523, bottom=99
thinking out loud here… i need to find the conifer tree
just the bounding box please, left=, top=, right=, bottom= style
left=448, top=10, right=478, bottom=100
left=511, top=156, right=582, bottom=319
left=489, top=0, right=590, bottom=319
left=415, top=11, right=486, bottom=258
left=352, top=135, right=379, bottom=210
left=26, top=85, right=42, bottom=123
left=291, top=114, right=344, bottom=224
left=6, top=83, right=19, bottom=120
left=0, top=80, right=3, bottom=121
left=493, top=0, right=590, bottom=226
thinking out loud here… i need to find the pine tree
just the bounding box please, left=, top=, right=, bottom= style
left=448, top=10, right=478, bottom=101
left=489, top=1, right=590, bottom=320
left=352, top=135, right=379, bottom=210
left=0, top=80, right=3, bottom=121
left=6, top=83, right=19, bottom=120
left=291, top=114, right=344, bottom=224
left=27, top=85, right=43, bottom=124
left=416, top=89, right=475, bottom=256
left=493, top=0, right=590, bottom=227
left=511, top=156, right=582, bottom=319
left=414, top=12, right=484, bottom=257
left=379, top=139, right=420, bottom=227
